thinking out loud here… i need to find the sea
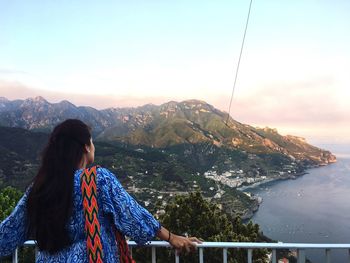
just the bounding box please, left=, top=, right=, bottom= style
left=247, top=144, right=350, bottom=263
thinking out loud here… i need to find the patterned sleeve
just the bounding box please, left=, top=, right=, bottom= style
left=0, top=192, right=28, bottom=257
left=98, top=167, right=161, bottom=245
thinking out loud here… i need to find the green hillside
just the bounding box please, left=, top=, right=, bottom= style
left=0, top=127, right=257, bottom=219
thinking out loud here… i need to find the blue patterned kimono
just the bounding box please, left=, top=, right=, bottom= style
left=0, top=167, right=161, bottom=262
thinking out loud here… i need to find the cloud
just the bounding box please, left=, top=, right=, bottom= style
left=0, top=68, right=28, bottom=74
left=0, top=79, right=169, bottom=109
left=208, top=78, right=350, bottom=143
left=240, top=80, right=346, bottom=124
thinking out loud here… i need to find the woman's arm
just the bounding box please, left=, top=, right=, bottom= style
left=99, top=168, right=161, bottom=244
left=0, top=193, right=28, bottom=257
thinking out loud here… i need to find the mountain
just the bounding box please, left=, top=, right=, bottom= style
left=0, top=96, right=336, bottom=166
left=0, top=96, right=112, bottom=134
left=0, top=97, right=338, bottom=218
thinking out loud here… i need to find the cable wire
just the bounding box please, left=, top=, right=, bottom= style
left=226, top=0, right=253, bottom=125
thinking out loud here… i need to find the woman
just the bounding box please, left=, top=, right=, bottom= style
left=0, top=119, right=200, bottom=262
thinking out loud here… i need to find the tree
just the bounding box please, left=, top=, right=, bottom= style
left=0, top=186, right=23, bottom=221
left=133, top=192, right=268, bottom=263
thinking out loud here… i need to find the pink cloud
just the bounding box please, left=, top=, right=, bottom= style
left=209, top=79, right=348, bottom=125
left=0, top=80, right=169, bottom=109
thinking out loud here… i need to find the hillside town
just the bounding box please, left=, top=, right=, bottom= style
left=204, top=162, right=301, bottom=189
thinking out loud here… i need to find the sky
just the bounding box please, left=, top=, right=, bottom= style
left=0, top=0, right=349, bottom=145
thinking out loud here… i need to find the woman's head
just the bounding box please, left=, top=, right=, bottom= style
left=49, top=119, right=94, bottom=168
left=27, top=119, right=94, bottom=253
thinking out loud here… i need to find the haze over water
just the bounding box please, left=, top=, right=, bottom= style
left=249, top=144, right=350, bottom=262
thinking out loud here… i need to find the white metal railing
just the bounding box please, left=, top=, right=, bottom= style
left=12, top=241, right=350, bottom=263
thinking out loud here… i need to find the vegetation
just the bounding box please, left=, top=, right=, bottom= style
left=132, top=192, right=268, bottom=263
left=0, top=126, right=306, bottom=219
left=0, top=187, right=23, bottom=221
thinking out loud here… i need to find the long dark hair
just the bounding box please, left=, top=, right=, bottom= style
left=27, top=119, right=92, bottom=253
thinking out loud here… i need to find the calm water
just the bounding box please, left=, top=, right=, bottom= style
left=249, top=145, right=350, bottom=262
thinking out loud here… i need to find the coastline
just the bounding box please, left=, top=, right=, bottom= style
left=237, top=172, right=308, bottom=220
left=238, top=161, right=339, bottom=220
left=244, top=158, right=349, bottom=263
left=237, top=172, right=308, bottom=192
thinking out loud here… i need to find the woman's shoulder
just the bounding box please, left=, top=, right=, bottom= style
left=95, top=166, right=121, bottom=186
left=96, top=166, right=114, bottom=177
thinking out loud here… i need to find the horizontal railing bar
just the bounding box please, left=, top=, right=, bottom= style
left=22, top=240, right=350, bottom=249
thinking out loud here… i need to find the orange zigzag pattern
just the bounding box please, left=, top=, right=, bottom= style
left=81, top=166, right=103, bottom=263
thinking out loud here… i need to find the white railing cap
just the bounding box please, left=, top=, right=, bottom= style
left=23, top=240, right=350, bottom=249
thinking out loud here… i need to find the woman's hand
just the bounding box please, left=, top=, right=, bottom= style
left=169, top=234, right=202, bottom=254
left=156, top=226, right=203, bottom=254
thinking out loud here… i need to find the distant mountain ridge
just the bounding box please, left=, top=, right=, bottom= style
left=0, top=96, right=336, bottom=165
left=0, top=96, right=337, bottom=219
left=0, top=96, right=112, bottom=134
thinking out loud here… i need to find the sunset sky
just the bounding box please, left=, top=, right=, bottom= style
left=0, top=0, right=349, bottom=145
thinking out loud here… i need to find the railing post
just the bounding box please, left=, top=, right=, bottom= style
left=199, top=247, right=204, bottom=263
left=297, top=249, right=305, bottom=263
left=223, top=248, right=228, bottom=263
left=325, top=249, right=331, bottom=263
left=247, top=249, right=253, bottom=263
left=35, top=247, right=39, bottom=261
left=175, top=253, right=179, bottom=263
left=152, top=246, right=156, bottom=263
left=12, top=248, right=18, bottom=263
left=272, top=249, right=277, bottom=263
